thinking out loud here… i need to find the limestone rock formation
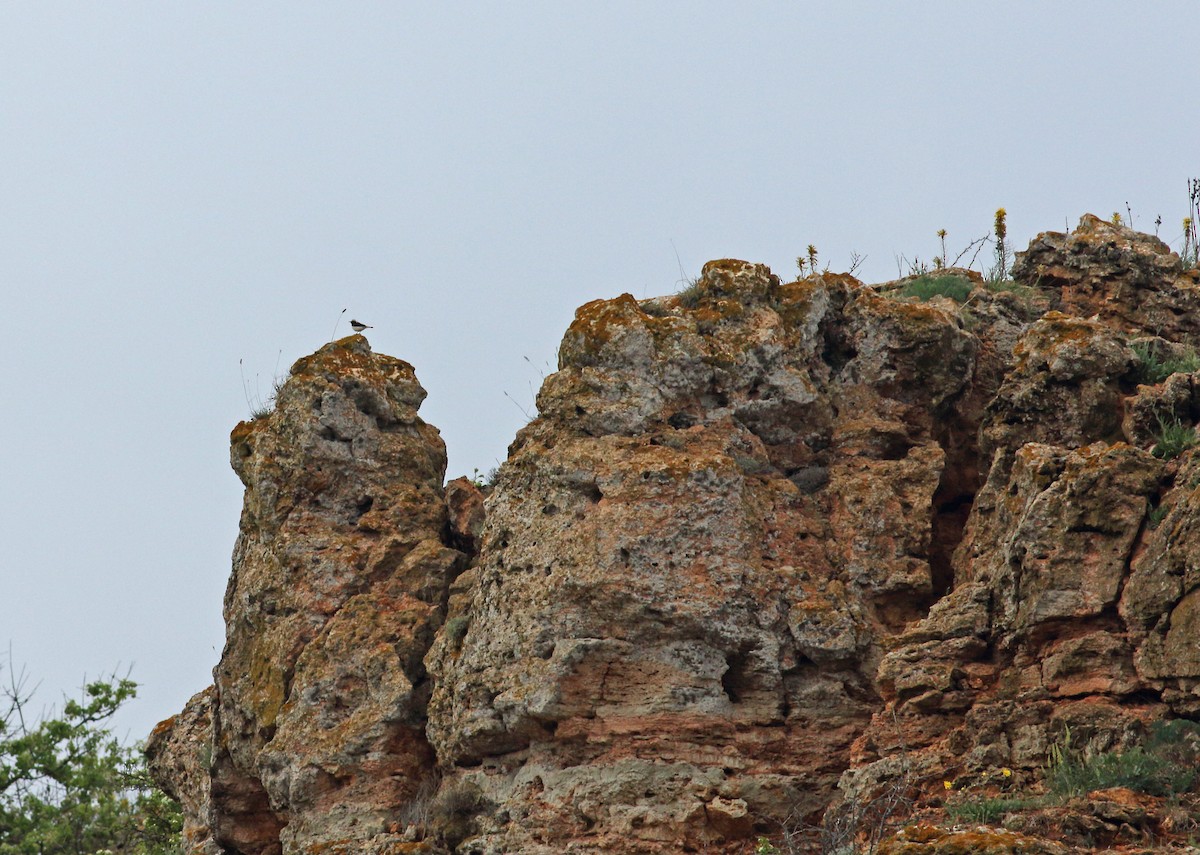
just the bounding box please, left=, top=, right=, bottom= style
left=149, top=216, right=1200, bottom=854
left=146, top=687, right=220, bottom=855
left=149, top=336, right=465, bottom=854
left=843, top=217, right=1200, bottom=814
left=422, top=262, right=999, bottom=853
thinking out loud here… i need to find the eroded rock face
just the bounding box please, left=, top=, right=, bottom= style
left=842, top=216, right=1200, bottom=815
left=145, top=687, right=220, bottom=855
left=151, top=215, right=1200, bottom=854
left=153, top=336, right=464, bottom=854
left=1013, top=213, right=1200, bottom=341
left=423, top=261, right=1010, bottom=852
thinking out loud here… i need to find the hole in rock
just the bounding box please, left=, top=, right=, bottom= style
left=821, top=332, right=857, bottom=372
left=1123, top=688, right=1163, bottom=705
left=878, top=433, right=913, bottom=461
left=928, top=493, right=973, bottom=600
left=721, top=648, right=755, bottom=704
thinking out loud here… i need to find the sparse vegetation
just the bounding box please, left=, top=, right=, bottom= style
left=797, top=244, right=819, bottom=275
left=431, top=779, right=491, bottom=848
left=890, top=220, right=1003, bottom=287
left=469, top=467, right=498, bottom=489
left=396, top=774, right=440, bottom=839
left=1148, top=504, right=1170, bottom=529
left=1152, top=414, right=1198, bottom=460
left=676, top=275, right=702, bottom=308
left=987, top=208, right=1012, bottom=283
left=1182, top=178, right=1199, bottom=268
left=240, top=353, right=287, bottom=420
left=945, top=796, right=1039, bottom=825
left=898, top=273, right=974, bottom=303
left=1046, top=721, right=1200, bottom=798
left=1132, top=340, right=1200, bottom=384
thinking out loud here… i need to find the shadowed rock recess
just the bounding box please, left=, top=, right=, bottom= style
left=149, top=216, right=1200, bottom=853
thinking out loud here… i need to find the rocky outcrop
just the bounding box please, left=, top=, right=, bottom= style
left=150, top=336, right=466, bottom=854
left=843, top=217, right=1200, bottom=815
left=420, top=262, right=1010, bottom=853
left=150, top=216, right=1200, bottom=854
left=146, top=687, right=220, bottom=855
left=1013, top=213, right=1200, bottom=341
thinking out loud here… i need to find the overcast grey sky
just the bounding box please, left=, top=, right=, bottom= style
left=2, top=2, right=1196, bottom=742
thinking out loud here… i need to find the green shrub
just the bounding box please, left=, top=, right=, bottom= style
left=1152, top=415, right=1197, bottom=460
left=444, top=615, right=470, bottom=648
left=898, top=274, right=973, bottom=303
left=754, top=837, right=781, bottom=855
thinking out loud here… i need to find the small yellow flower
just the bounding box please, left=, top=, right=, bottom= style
left=943, top=780, right=954, bottom=790
left=1001, top=767, right=1012, bottom=778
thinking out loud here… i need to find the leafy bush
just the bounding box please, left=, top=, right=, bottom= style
left=898, top=274, right=973, bottom=303
left=0, top=666, right=182, bottom=854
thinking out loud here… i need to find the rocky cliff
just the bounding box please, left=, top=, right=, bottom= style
left=148, top=215, right=1200, bottom=854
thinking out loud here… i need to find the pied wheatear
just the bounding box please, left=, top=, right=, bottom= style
left=350, top=319, right=373, bottom=333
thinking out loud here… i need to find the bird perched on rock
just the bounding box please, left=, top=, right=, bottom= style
left=350, top=319, right=373, bottom=333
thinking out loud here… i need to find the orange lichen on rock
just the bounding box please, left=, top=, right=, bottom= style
left=151, top=215, right=1200, bottom=854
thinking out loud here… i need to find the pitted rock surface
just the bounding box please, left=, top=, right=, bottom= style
left=150, top=217, right=1200, bottom=855
left=423, top=260, right=1000, bottom=852
left=154, top=336, right=464, bottom=854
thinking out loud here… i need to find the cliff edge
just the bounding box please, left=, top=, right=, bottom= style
left=149, top=215, right=1200, bottom=854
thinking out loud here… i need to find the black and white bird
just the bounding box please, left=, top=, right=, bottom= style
left=350, top=319, right=373, bottom=333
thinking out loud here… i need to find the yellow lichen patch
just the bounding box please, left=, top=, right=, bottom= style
left=148, top=714, right=178, bottom=739
left=878, top=824, right=1065, bottom=854
left=1012, top=312, right=1108, bottom=373
left=560, top=292, right=690, bottom=366
left=230, top=419, right=262, bottom=444
left=247, top=640, right=288, bottom=728
left=692, top=297, right=746, bottom=329
left=775, top=279, right=820, bottom=327
left=568, top=294, right=643, bottom=347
